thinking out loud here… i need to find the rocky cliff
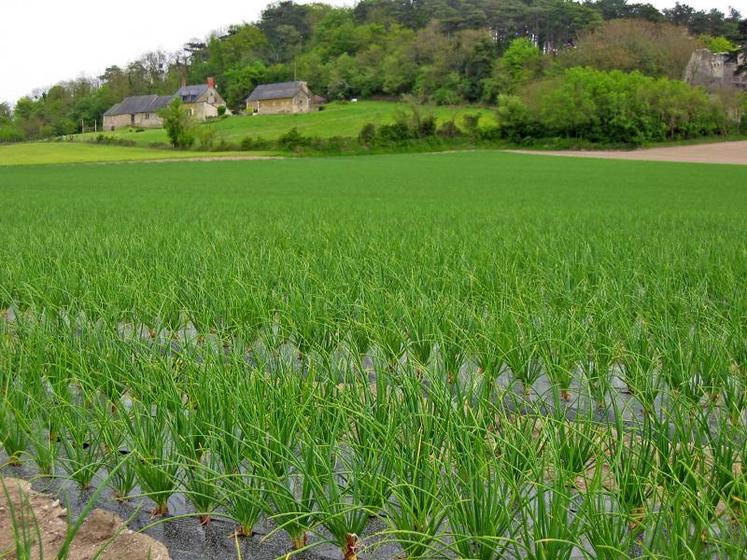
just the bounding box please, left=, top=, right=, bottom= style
left=685, top=49, right=746, bottom=91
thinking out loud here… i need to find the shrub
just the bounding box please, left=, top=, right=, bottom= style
left=277, top=128, right=309, bottom=151
left=0, top=125, right=26, bottom=143
left=479, top=125, right=503, bottom=141
left=240, top=137, right=255, bottom=151
left=308, top=136, right=357, bottom=152
left=503, top=68, right=729, bottom=145
left=402, top=105, right=438, bottom=138
left=437, top=120, right=460, bottom=139
left=217, top=106, right=227, bottom=117
left=160, top=99, right=195, bottom=149
left=416, top=114, right=437, bottom=138
left=358, top=123, right=377, bottom=146
left=496, top=96, right=532, bottom=142
left=432, top=87, right=462, bottom=106
left=377, top=121, right=412, bottom=143
left=197, top=126, right=217, bottom=150
left=91, top=134, right=136, bottom=147
left=700, top=35, right=737, bottom=54
left=212, top=139, right=237, bottom=152
left=240, top=136, right=271, bottom=151
left=462, top=113, right=481, bottom=138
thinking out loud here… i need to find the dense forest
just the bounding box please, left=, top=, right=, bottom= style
left=1, top=0, right=745, bottom=142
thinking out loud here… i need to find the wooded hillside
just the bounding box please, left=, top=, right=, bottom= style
left=1, top=0, right=745, bottom=142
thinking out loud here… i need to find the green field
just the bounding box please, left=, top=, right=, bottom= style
left=76, top=100, right=488, bottom=146
left=0, top=142, right=259, bottom=166
left=1, top=152, right=746, bottom=559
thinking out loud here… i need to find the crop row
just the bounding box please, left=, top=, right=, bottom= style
left=4, top=304, right=745, bottom=415
left=2, top=315, right=746, bottom=559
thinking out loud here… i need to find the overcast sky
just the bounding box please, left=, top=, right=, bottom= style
left=0, top=0, right=741, bottom=104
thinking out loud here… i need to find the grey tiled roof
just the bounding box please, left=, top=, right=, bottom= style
left=246, top=81, right=306, bottom=102
left=103, top=95, right=173, bottom=116
left=176, top=84, right=209, bottom=103
left=103, top=102, right=122, bottom=116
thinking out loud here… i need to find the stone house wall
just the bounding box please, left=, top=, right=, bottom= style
left=184, top=101, right=220, bottom=120
left=182, top=85, right=225, bottom=120
left=103, top=112, right=163, bottom=131
left=132, top=112, right=164, bottom=128
left=249, top=91, right=312, bottom=114
left=103, top=114, right=131, bottom=131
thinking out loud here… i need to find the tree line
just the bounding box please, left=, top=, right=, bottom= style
left=1, top=0, right=745, bottom=142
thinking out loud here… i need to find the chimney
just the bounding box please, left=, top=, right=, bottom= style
left=207, top=77, right=216, bottom=90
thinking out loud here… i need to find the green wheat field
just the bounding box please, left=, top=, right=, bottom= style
left=1, top=151, right=746, bottom=559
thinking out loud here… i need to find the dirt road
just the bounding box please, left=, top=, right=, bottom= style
left=509, top=140, right=747, bottom=165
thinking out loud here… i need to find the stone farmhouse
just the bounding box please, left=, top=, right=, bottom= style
left=103, top=78, right=226, bottom=130
left=175, top=77, right=226, bottom=120
left=103, top=95, right=172, bottom=130
left=245, top=81, right=317, bottom=114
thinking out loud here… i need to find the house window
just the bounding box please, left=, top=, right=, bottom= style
left=144, top=113, right=150, bottom=119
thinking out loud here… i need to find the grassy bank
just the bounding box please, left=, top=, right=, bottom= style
left=74, top=100, right=488, bottom=147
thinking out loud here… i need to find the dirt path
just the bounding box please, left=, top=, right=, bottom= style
left=508, top=140, right=747, bottom=165
left=99, top=155, right=282, bottom=165
left=0, top=477, right=170, bottom=560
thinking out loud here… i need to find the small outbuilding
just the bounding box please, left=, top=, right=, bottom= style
left=245, top=81, right=313, bottom=114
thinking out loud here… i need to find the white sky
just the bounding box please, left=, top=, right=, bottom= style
left=0, top=0, right=742, bottom=104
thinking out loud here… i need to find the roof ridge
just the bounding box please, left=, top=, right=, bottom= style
left=103, top=93, right=173, bottom=117
left=246, top=81, right=309, bottom=102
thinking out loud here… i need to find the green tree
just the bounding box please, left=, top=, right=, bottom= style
left=483, top=38, right=542, bottom=101
left=700, top=34, right=737, bottom=53
left=221, top=24, right=269, bottom=68
left=495, top=94, right=532, bottom=140
left=0, top=102, right=11, bottom=124
left=536, top=67, right=725, bottom=143
left=160, top=99, right=195, bottom=149
left=223, top=62, right=267, bottom=112
left=554, top=19, right=699, bottom=79
left=0, top=102, right=23, bottom=143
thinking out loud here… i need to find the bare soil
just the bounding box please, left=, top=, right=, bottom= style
left=509, top=140, right=747, bottom=165
left=0, top=477, right=170, bottom=560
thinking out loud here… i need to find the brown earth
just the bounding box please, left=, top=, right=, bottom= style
left=509, top=140, right=747, bottom=165
left=0, top=478, right=170, bottom=560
